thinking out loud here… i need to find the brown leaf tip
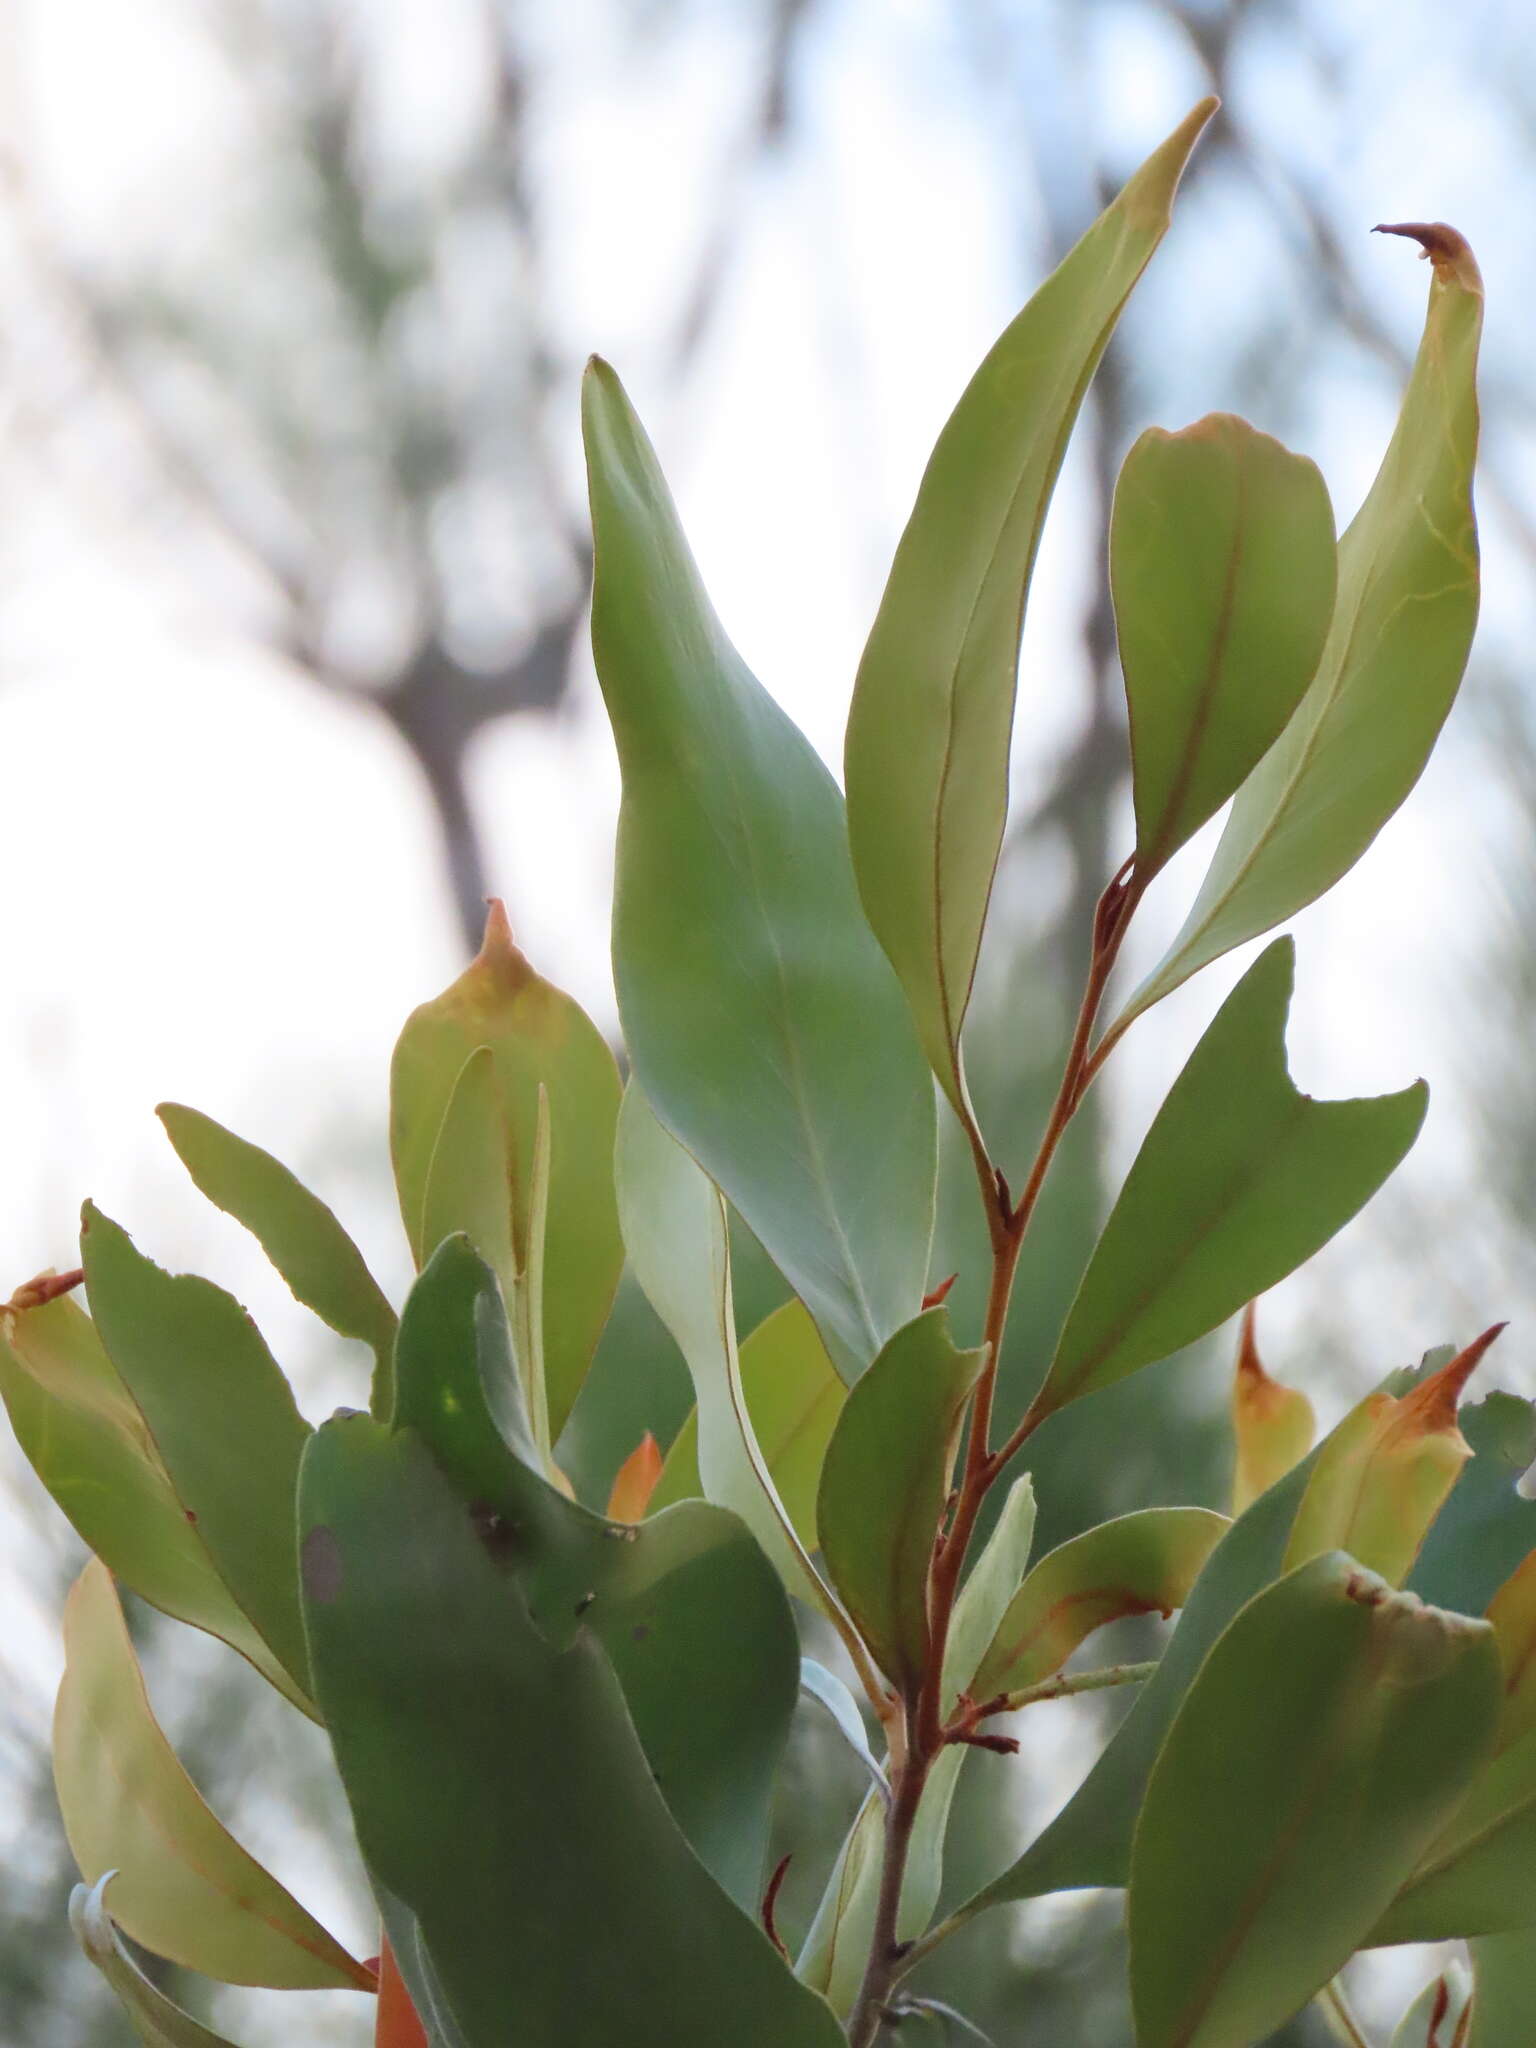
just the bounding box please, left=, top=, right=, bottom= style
left=1403, top=1322, right=1507, bottom=1433
left=5, top=1267, right=85, bottom=1313
left=1372, top=220, right=1472, bottom=272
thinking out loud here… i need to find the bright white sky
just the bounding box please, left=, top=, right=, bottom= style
left=1, top=0, right=1533, bottom=2034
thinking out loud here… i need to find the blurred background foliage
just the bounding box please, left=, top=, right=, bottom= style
left=1, top=0, right=1532, bottom=2040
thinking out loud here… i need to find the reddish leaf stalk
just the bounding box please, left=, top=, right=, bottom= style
left=844, top=863, right=1140, bottom=2047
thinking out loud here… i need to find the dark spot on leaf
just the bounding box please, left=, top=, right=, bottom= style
left=574, top=1591, right=596, bottom=1617
left=632, top=1624, right=650, bottom=1643
left=301, top=1526, right=343, bottom=1605
left=469, top=1500, right=520, bottom=1566
left=184, top=1509, right=198, bottom=1525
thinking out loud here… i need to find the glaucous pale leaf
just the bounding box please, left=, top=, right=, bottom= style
left=1410, top=1393, right=1536, bottom=1619
left=817, top=1307, right=986, bottom=1696
left=390, top=899, right=622, bottom=1439
left=616, top=1086, right=841, bottom=1621
left=796, top=1793, right=885, bottom=2008
left=1229, top=1305, right=1315, bottom=1514
left=649, top=1296, right=845, bottom=1548
left=584, top=359, right=936, bottom=1380
left=1114, top=414, right=1335, bottom=881
left=0, top=1292, right=309, bottom=1712
left=390, top=1235, right=797, bottom=1909
left=799, top=1660, right=889, bottom=1800
left=81, top=1206, right=313, bottom=1700
left=972, top=1507, right=1226, bottom=1700
left=1129, top=1554, right=1499, bottom=2048
left=158, top=1103, right=396, bottom=1375
left=54, top=1561, right=367, bottom=1990
left=942, top=1475, right=1037, bottom=1708
left=1285, top=1329, right=1498, bottom=1587
left=299, top=1416, right=845, bottom=2048
left=1034, top=940, right=1425, bottom=1418
left=1118, top=225, right=1483, bottom=1027
left=843, top=99, right=1215, bottom=1114
left=70, top=1877, right=249, bottom=2048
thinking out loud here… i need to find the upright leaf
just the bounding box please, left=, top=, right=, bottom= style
left=390, top=1235, right=798, bottom=1909
left=616, top=1086, right=843, bottom=1623
left=972, top=1507, right=1226, bottom=1700
left=649, top=1296, right=846, bottom=1547
left=1033, top=940, right=1424, bottom=1419
left=843, top=98, right=1216, bottom=1114
left=70, top=1877, right=250, bottom=2048
left=299, top=1417, right=845, bottom=2048
left=1118, top=224, right=1483, bottom=1027
left=158, top=1103, right=397, bottom=1374
left=0, top=1291, right=308, bottom=1710
left=816, top=1308, right=986, bottom=1696
left=81, top=1206, right=313, bottom=1699
left=54, top=1561, right=368, bottom=1990
left=1129, top=1554, right=1500, bottom=2048
left=585, top=360, right=936, bottom=1379
left=1112, top=414, right=1336, bottom=881
left=390, top=899, right=622, bottom=1439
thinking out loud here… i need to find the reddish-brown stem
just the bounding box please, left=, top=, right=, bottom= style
left=844, top=861, right=1142, bottom=2044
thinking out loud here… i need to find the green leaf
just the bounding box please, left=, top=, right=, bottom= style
left=80, top=1206, right=313, bottom=1700
left=1112, top=414, right=1336, bottom=881
left=972, top=1507, right=1226, bottom=1699
left=390, top=899, right=623, bottom=1439
left=649, top=1296, right=845, bottom=1546
left=817, top=1307, right=986, bottom=1696
left=1469, top=1932, right=1536, bottom=2046
left=1034, top=939, right=1425, bottom=1419
left=0, top=1292, right=310, bottom=1712
left=797, top=1792, right=886, bottom=2007
left=1409, top=1392, right=1536, bottom=1618
left=584, top=358, right=936, bottom=1380
left=1128, top=1553, right=1500, bottom=2048
left=157, top=1102, right=396, bottom=1376
left=615, top=1085, right=845, bottom=1628
left=299, top=1415, right=845, bottom=2048
left=961, top=1446, right=1316, bottom=1914
left=389, top=1234, right=799, bottom=1911
left=842, top=98, right=1216, bottom=1115
left=1118, top=226, right=1483, bottom=1027
left=1368, top=1725, right=1536, bottom=1943
left=54, top=1560, right=367, bottom=1989
left=70, top=1877, right=249, bottom=2048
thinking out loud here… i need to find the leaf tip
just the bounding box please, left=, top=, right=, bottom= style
left=1372, top=220, right=1482, bottom=292
left=1402, top=1321, right=1506, bottom=1434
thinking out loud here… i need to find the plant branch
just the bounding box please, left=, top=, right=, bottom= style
left=999, top=1659, right=1158, bottom=1713
left=843, top=857, right=1146, bottom=2044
